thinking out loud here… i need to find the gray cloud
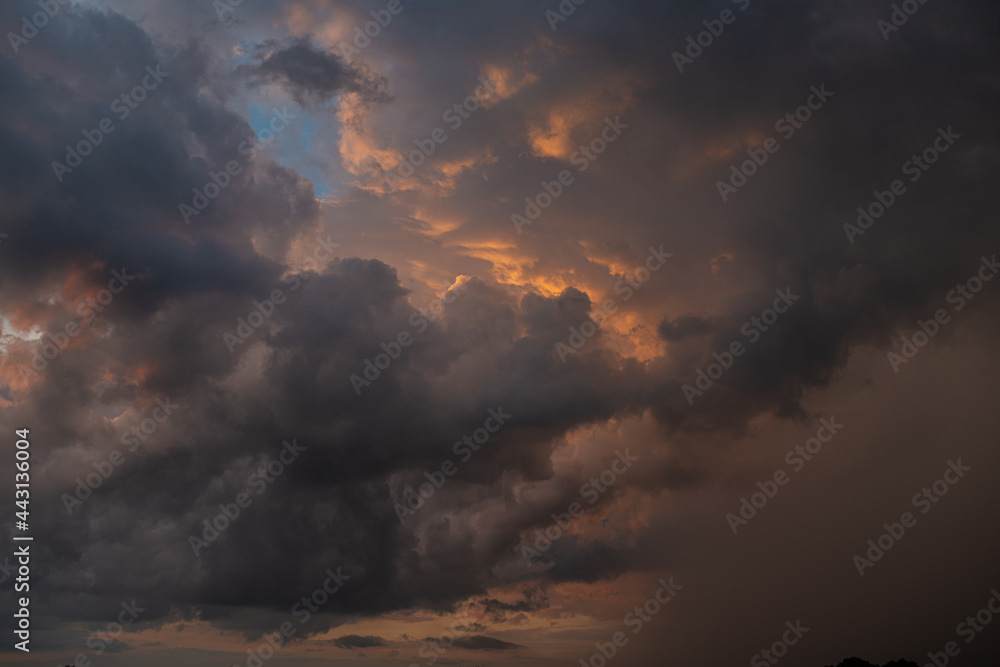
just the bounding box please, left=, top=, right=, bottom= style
left=332, top=634, right=389, bottom=649
left=241, top=36, right=389, bottom=105
left=451, top=635, right=522, bottom=651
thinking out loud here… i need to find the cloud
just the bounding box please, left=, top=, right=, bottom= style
left=471, top=584, right=549, bottom=623
left=0, top=1, right=998, bottom=664
left=452, top=635, right=522, bottom=651
left=240, top=36, right=388, bottom=105
left=657, top=315, right=717, bottom=342
left=333, top=634, right=389, bottom=649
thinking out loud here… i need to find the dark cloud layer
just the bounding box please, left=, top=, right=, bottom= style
left=332, top=634, right=388, bottom=649
left=450, top=635, right=522, bottom=651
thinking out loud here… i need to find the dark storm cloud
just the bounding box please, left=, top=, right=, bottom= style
left=1, top=0, right=999, bottom=660
left=657, top=315, right=717, bottom=342
left=535, top=538, right=638, bottom=584
left=0, top=4, right=319, bottom=298
left=241, top=36, right=388, bottom=105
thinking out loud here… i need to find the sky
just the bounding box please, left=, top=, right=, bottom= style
left=0, top=0, right=999, bottom=666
